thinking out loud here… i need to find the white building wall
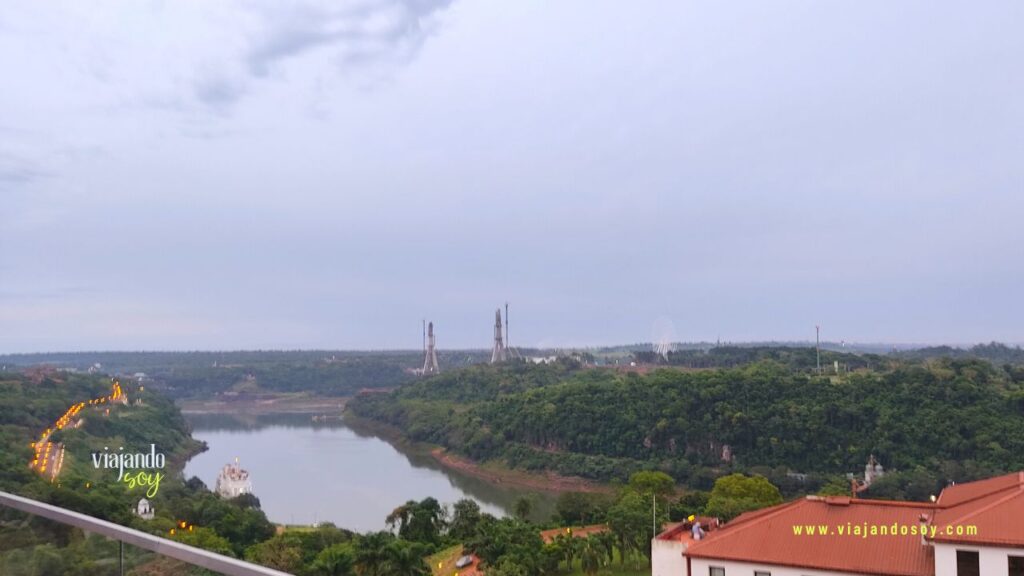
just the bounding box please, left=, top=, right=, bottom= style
left=652, top=538, right=686, bottom=576
left=689, top=558, right=869, bottom=576
left=934, top=542, right=1024, bottom=576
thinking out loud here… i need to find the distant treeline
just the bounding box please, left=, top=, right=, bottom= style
left=0, top=350, right=492, bottom=398
left=349, top=355, right=1024, bottom=500
left=633, top=346, right=885, bottom=372
left=894, top=342, right=1024, bottom=366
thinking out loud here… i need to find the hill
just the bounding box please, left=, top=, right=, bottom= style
left=348, top=354, right=1024, bottom=498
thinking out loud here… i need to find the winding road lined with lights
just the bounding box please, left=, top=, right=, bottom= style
left=29, top=381, right=128, bottom=483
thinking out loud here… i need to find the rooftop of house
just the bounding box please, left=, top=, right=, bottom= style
left=685, top=497, right=935, bottom=576
left=655, top=516, right=721, bottom=545
left=669, top=471, right=1024, bottom=576
left=932, top=471, right=1024, bottom=548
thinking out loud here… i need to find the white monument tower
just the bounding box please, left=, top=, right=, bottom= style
left=422, top=321, right=440, bottom=375
left=491, top=308, right=507, bottom=363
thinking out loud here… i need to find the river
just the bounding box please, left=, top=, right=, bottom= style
left=183, top=412, right=555, bottom=532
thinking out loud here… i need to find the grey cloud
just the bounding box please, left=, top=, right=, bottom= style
left=244, top=0, right=454, bottom=77
left=193, top=73, right=248, bottom=110
left=0, top=153, right=47, bottom=186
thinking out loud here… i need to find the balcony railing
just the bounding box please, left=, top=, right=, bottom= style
left=0, top=490, right=293, bottom=576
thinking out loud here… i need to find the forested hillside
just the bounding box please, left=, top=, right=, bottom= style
left=0, top=370, right=279, bottom=573
left=349, top=355, right=1024, bottom=497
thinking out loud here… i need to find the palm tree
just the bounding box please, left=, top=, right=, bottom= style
left=580, top=536, right=602, bottom=575
left=354, top=532, right=393, bottom=576
left=554, top=533, right=576, bottom=569
left=596, top=531, right=616, bottom=565
left=382, top=540, right=429, bottom=576
left=311, top=544, right=355, bottom=576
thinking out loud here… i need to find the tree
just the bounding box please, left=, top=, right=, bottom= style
left=552, top=533, right=575, bottom=570
left=175, top=527, right=235, bottom=557
left=555, top=492, right=611, bottom=525
left=580, top=535, right=603, bottom=575
left=595, top=531, right=616, bottom=565
left=628, top=471, right=675, bottom=498
left=354, top=532, right=395, bottom=576
left=449, top=498, right=482, bottom=541
left=382, top=539, right=430, bottom=576
left=514, top=496, right=534, bottom=521
left=385, top=497, right=446, bottom=544
left=310, top=543, right=356, bottom=576
left=488, top=558, right=528, bottom=576
left=670, top=490, right=710, bottom=521
left=868, top=468, right=940, bottom=501
left=27, top=544, right=66, bottom=576
left=606, top=490, right=666, bottom=565
left=466, top=517, right=544, bottom=575
left=705, top=474, right=783, bottom=522
left=555, top=492, right=590, bottom=525
left=244, top=534, right=302, bottom=572
left=817, top=477, right=853, bottom=497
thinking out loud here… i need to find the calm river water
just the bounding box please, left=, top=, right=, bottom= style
left=183, top=412, right=554, bottom=532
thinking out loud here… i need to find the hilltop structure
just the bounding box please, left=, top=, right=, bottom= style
left=491, top=308, right=507, bottom=363
left=422, top=321, right=439, bottom=375
left=215, top=458, right=253, bottom=499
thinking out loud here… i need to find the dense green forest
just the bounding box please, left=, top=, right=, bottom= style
left=349, top=352, right=1024, bottom=500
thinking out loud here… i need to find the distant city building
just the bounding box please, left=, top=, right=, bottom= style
left=215, top=459, right=253, bottom=498
left=135, top=498, right=154, bottom=520
left=653, top=471, right=1024, bottom=576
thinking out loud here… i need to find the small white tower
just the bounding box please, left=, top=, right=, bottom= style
left=136, top=498, right=154, bottom=520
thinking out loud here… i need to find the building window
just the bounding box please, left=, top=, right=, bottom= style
left=754, top=572, right=771, bottom=576
left=1010, top=555, right=1024, bottom=576
left=956, top=550, right=979, bottom=576
left=709, top=568, right=725, bottom=576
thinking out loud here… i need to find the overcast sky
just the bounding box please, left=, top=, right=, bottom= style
left=2, top=1, right=1023, bottom=353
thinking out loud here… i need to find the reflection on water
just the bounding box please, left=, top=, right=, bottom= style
left=183, top=412, right=554, bottom=532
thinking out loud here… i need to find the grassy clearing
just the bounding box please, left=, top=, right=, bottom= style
left=427, top=544, right=464, bottom=576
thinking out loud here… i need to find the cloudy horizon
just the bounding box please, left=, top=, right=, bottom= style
left=3, top=1, right=1023, bottom=354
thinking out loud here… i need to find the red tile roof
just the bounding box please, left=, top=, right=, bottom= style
left=680, top=471, right=1024, bottom=575
left=685, top=497, right=935, bottom=576
left=935, top=471, right=1023, bottom=508
left=932, top=471, right=1024, bottom=548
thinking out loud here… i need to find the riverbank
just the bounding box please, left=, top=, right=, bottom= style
left=431, top=449, right=610, bottom=494
left=342, top=412, right=608, bottom=495
left=177, top=393, right=347, bottom=415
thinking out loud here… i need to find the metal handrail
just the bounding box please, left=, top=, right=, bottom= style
left=0, top=490, right=293, bottom=576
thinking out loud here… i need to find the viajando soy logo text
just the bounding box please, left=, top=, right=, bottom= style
left=91, top=444, right=166, bottom=498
